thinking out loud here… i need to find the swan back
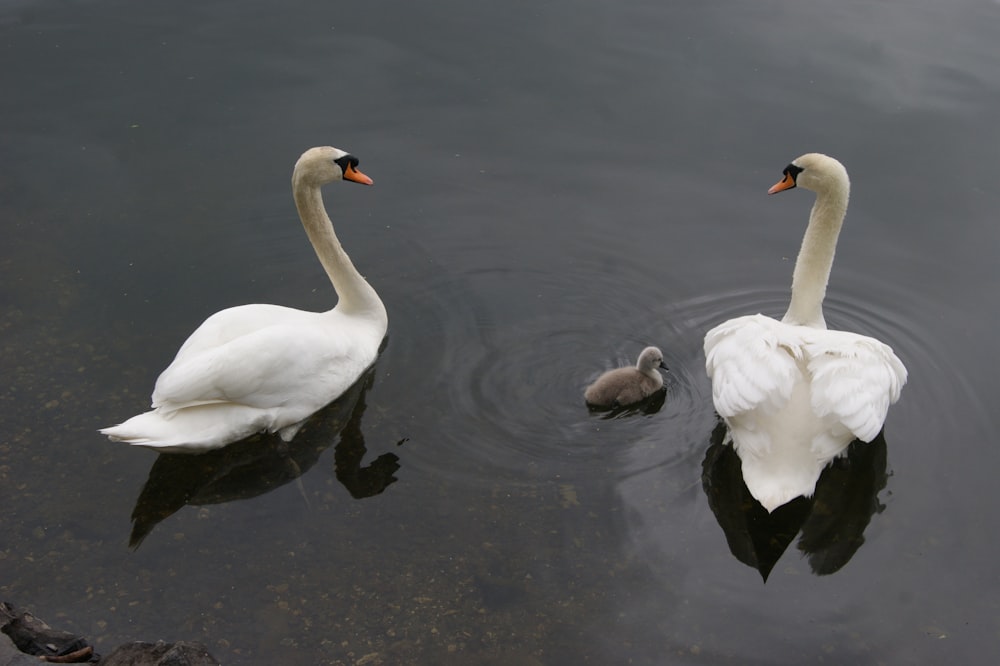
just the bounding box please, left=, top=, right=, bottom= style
left=705, top=315, right=907, bottom=510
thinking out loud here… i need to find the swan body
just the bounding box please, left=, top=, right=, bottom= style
left=585, top=346, right=668, bottom=409
left=101, top=146, right=387, bottom=453
left=703, top=153, right=906, bottom=512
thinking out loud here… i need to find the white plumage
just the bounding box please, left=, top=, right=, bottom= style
left=704, top=153, right=906, bottom=512
left=101, top=146, right=387, bottom=453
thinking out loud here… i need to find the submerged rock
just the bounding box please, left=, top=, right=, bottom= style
left=1, top=602, right=219, bottom=665
left=1, top=633, right=42, bottom=665
left=1, top=601, right=95, bottom=662
left=100, top=641, right=219, bottom=666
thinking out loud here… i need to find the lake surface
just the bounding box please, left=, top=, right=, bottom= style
left=3, top=0, right=999, bottom=663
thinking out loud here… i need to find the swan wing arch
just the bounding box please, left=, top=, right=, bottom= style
left=804, top=331, right=908, bottom=443
left=704, top=314, right=804, bottom=418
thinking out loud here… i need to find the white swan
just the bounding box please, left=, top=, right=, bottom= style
left=101, top=146, right=387, bottom=453
left=703, top=153, right=907, bottom=512
left=585, top=346, right=667, bottom=409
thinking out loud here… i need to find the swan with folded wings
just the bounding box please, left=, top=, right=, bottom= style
left=101, top=146, right=387, bottom=453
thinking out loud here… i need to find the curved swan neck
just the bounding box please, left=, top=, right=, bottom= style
left=292, top=173, right=386, bottom=322
left=782, top=178, right=849, bottom=328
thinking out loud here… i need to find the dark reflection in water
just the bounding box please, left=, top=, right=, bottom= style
left=702, top=420, right=889, bottom=581
left=129, top=366, right=401, bottom=548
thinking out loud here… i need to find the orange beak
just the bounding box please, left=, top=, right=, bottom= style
left=344, top=163, right=374, bottom=186
left=768, top=173, right=796, bottom=195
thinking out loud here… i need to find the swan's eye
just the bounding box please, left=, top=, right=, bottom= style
left=333, top=154, right=360, bottom=172
left=784, top=164, right=804, bottom=182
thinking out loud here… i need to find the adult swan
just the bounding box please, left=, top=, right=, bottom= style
left=703, top=153, right=906, bottom=512
left=101, top=146, right=387, bottom=453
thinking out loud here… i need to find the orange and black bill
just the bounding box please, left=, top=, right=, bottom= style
left=768, top=163, right=802, bottom=195
left=344, top=163, right=374, bottom=186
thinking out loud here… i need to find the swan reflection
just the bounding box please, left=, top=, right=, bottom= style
left=128, top=367, right=400, bottom=548
left=701, top=420, right=889, bottom=581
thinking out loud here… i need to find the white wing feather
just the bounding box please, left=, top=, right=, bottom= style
left=153, top=323, right=370, bottom=412
left=804, top=330, right=907, bottom=443
left=704, top=314, right=803, bottom=418
left=102, top=305, right=382, bottom=451
left=704, top=313, right=907, bottom=512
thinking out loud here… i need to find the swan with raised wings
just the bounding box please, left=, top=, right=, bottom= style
left=101, top=146, right=387, bottom=453
left=703, top=153, right=906, bottom=512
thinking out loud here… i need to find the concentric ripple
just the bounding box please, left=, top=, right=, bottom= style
left=378, top=259, right=718, bottom=487
left=376, top=246, right=986, bottom=504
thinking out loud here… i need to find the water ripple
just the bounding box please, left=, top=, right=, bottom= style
left=382, top=254, right=986, bottom=505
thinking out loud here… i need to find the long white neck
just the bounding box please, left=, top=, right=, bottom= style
left=782, top=178, right=849, bottom=329
left=292, top=173, right=387, bottom=325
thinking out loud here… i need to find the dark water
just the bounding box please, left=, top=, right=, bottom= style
left=3, top=0, right=999, bottom=663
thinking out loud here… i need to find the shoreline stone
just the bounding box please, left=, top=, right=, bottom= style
left=1, top=602, right=219, bottom=665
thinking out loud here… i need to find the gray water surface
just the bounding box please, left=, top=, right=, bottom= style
left=3, top=0, right=999, bottom=663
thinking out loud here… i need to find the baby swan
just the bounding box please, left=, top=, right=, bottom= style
left=585, top=346, right=668, bottom=410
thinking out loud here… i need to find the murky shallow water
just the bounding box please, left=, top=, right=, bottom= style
left=3, top=0, right=1000, bottom=663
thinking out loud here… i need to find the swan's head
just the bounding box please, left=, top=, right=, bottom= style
left=767, top=153, right=848, bottom=196
left=637, top=346, right=668, bottom=372
left=293, top=146, right=373, bottom=187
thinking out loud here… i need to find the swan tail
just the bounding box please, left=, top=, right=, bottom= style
left=100, top=404, right=274, bottom=453
left=734, top=446, right=821, bottom=513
